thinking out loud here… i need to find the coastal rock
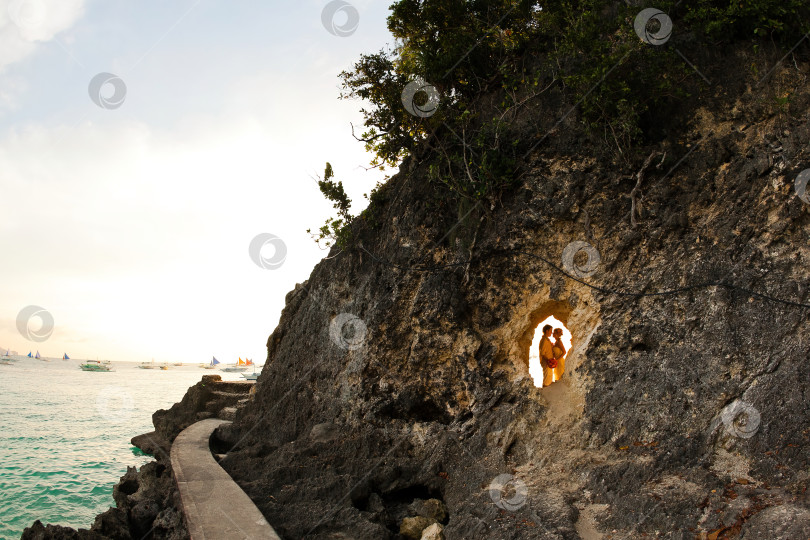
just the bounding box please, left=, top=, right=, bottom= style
left=128, top=500, right=160, bottom=536
left=216, top=45, right=810, bottom=539
left=90, top=509, right=131, bottom=540
left=20, top=521, right=103, bottom=540
left=110, top=461, right=187, bottom=539
left=309, top=422, right=339, bottom=442
left=24, top=28, right=810, bottom=540
left=20, top=375, right=253, bottom=540
left=408, top=499, right=447, bottom=523
left=149, top=376, right=253, bottom=448
left=399, top=516, right=436, bottom=539
left=739, top=505, right=810, bottom=539
left=112, top=466, right=139, bottom=508
left=130, top=432, right=170, bottom=459
left=420, top=523, right=445, bottom=540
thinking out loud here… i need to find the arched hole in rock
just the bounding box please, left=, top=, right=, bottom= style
left=528, top=315, right=572, bottom=388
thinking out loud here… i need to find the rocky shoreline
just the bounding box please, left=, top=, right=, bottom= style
left=20, top=36, right=810, bottom=540
left=212, top=47, right=809, bottom=536
left=21, top=375, right=253, bottom=540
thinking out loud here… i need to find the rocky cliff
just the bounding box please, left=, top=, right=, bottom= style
left=214, top=46, right=810, bottom=539
left=23, top=41, right=810, bottom=540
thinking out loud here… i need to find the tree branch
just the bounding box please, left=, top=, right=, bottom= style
left=630, top=150, right=662, bottom=228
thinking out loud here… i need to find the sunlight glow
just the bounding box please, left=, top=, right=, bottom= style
left=528, top=315, right=572, bottom=388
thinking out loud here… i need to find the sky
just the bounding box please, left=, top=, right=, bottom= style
left=0, top=0, right=394, bottom=363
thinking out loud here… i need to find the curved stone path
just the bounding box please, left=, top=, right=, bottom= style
left=171, top=418, right=280, bottom=540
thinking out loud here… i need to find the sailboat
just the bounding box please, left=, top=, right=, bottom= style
left=222, top=357, right=248, bottom=372
left=63, top=353, right=70, bottom=361
left=35, top=351, right=49, bottom=361
left=1, top=349, right=13, bottom=366
left=27, top=351, right=33, bottom=358
left=202, top=356, right=220, bottom=369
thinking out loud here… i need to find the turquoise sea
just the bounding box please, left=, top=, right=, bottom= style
left=0, top=357, right=248, bottom=540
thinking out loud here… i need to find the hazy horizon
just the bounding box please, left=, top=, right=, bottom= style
left=0, top=348, right=256, bottom=363
left=1, top=0, right=393, bottom=363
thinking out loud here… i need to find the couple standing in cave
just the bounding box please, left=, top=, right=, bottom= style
left=539, top=324, right=566, bottom=387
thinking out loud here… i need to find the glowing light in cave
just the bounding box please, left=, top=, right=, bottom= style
left=529, top=315, right=572, bottom=388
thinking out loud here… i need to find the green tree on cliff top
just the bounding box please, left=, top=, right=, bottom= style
left=313, top=0, right=809, bottom=247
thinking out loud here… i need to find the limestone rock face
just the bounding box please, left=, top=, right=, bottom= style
left=420, top=523, right=445, bottom=540
left=20, top=521, right=104, bottom=540
left=400, top=516, right=437, bottom=539
left=22, top=42, right=810, bottom=540
left=309, top=422, right=340, bottom=442
left=219, top=52, right=810, bottom=539
left=409, top=499, right=447, bottom=523
left=739, top=505, right=810, bottom=538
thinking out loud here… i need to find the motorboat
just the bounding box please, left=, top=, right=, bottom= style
left=79, top=360, right=113, bottom=372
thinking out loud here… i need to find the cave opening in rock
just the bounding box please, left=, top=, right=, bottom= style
left=528, top=315, right=572, bottom=388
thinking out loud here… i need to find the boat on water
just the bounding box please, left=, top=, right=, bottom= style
left=222, top=357, right=249, bottom=372
left=35, top=350, right=49, bottom=362
left=27, top=351, right=33, bottom=358
left=1, top=349, right=13, bottom=365
left=173, top=362, right=183, bottom=366
left=79, top=360, right=113, bottom=372
left=222, top=365, right=247, bottom=372
left=63, top=353, right=70, bottom=361
left=202, top=356, right=220, bottom=370
left=160, top=363, right=170, bottom=370
left=138, top=359, right=158, bottom=369
left=241, top=364, right=259, bottom=380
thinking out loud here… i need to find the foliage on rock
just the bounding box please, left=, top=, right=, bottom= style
left=329, top=0, right=810, bottom=211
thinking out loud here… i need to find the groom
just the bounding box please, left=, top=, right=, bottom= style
left=539, top=324, right=555, bottom=387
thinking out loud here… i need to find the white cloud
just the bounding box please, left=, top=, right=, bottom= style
left=0, top=102, right=385, bottom=362
left=0, top=0, right=395, bottom=363
left=0, top=72, right=26, bottom=114
left=0, top=0, right=85, bottom=71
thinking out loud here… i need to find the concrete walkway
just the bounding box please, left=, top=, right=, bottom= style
left=171, top=418, right=280, bottom=540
